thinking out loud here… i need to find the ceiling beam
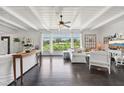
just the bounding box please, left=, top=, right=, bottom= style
left=0, top=16, right=27, bottom=31
left=69, top=7, right=81, bottom=30
left=80, top=6, right=112, bottom=31
left=28, top=6, right=49, bottom=31
left=91, top=12, right=124, bottom=30
left=1, top=6, right=38, bottom=31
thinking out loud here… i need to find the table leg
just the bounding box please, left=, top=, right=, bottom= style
left=36, top=53, right=38, bottom=65
left=20, top=57, right=23, bottom=83
left=13, top=57, right=16, bottom=82
left=39, top=52, right=42, bottom=66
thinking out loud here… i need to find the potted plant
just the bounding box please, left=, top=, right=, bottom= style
left=13, top=38, right=20, bottom=42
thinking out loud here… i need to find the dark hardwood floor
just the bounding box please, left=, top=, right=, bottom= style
left=10, top=56, right=124, bottom=86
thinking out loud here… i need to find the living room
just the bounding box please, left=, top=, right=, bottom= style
left=1, top=5, right=124, bottom=87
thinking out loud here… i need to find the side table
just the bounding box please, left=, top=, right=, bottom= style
left=63, top=51, right=70, bottom=60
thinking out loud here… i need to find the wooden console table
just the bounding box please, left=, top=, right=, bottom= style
left=12, top=50, right=42, bottom=83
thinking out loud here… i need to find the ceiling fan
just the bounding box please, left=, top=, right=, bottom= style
left=58, top=14, right=71, bottom=28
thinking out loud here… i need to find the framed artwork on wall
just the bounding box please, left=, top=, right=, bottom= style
left=84, top=34, right=96, bottom=49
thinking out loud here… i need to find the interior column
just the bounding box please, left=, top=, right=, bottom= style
left=41, top=33, right=44, bottom=52
left=71, top=32, right=74, bottom=48
left=80, top=33, right=83, bottom=48
left=50, top=33, right=53, bottom=54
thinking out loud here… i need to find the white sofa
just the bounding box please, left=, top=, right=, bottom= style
left=67, top=48, right=87, bottom=63
left=0, top=53, right=37, bottom=86
left=108, top=49, right=123, bottom=66
left=70, top=52, right=87, bottom=63
left=89, top=51, right=111, bottom=74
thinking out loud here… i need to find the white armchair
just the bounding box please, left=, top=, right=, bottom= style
left=114, top=56, right=124, bottom=66
left=67, top=48, right=87, bottom=63
left=89, top=51, right=111, bottom=74
left=71, top=52, right=87, bottom=63
left=108, top=49, right=122, bottom=66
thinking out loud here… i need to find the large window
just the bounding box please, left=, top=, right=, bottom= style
left=42, top=32, right=81, bottom=53
left=53, top=37, right=71, bottom=51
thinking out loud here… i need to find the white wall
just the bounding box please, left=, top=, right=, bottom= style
left=0, top=30, right=42, bottom=54
left=11, top=31, right=42, bottom=53
left=95, top=15, right=124, bottom=45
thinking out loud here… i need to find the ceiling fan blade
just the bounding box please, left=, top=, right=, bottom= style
left=64, top=24, right=70, bottom=28
left=64, top=21, right=71, bottom=24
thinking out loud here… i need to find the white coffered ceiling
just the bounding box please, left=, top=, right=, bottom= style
left=0, top=6, right=124, bottom=33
